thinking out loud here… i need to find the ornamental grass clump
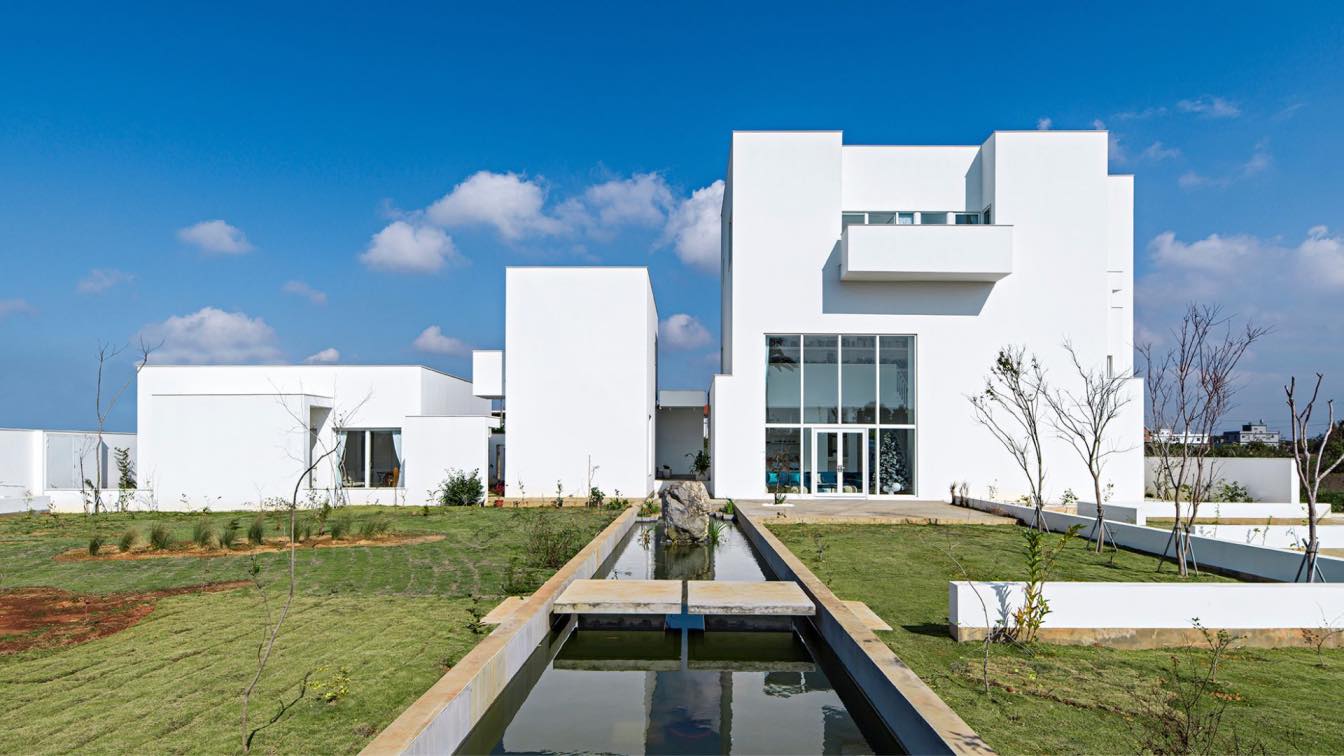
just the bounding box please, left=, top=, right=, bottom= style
left=88, top=534, right=104, bottom=556
left=118, top=528, right=139, bottom=552
left=359, top=515, right=390, bottom=539
left=220, top=520, right=239, bottom=549
left=148, top=523, right=172, bottom=551
left=330, top=514, right=351, bottom=541
left=192, top=520, right=220, bottom=549
left=247, top=516, right=266, bottom=546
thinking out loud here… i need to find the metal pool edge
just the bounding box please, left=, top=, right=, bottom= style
left=361, top=506, right=638, bottom=756
left=735, top=509, right=996, bottom=756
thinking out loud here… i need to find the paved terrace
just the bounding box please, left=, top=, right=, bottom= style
left=729, top=498, right=1016, bottom=525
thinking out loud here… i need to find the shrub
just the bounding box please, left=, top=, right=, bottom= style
left=220, top=521, right=239, bottom=549
left=606, top=489, right=629, bottom=511
left=721, top=499, right=735, bottom=516
left=330, top=514, right=351, bottom=540
left=435, top=468, right=484, bottom=506
left=88, top=534, right=104, bottom=556
left=119, top=528, right=140, bottom=552
left=1213, top=480, right=1254, bottom=503
left=687, top=448, right=710, bottom=480
left=359, top=515, right=390, bottom=539
left=148, top=523, right=172, bottom=551
left=1008, top=524, right=1083, bottom=643
left=638, top=496, right=660, bottom=518
left=523, top=509, right=580, bottom=569
left=247, top=516, right=266, bottom=546
left=587, top=487, right=605, bottom=508
left=192, top=520, right=219, bottom=549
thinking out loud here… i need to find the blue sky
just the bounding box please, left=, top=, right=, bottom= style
left=1, top=1, right=1342, bottom=433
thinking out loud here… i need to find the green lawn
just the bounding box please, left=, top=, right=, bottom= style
left=771, top=522, right=1344, bottom=755
left=0, top=505, right=616, bottom=754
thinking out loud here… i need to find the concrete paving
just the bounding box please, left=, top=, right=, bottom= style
left=730, top=497, right=1015, bottom=525
left=686, top=580, right=815, bottom=616
left=552, top=579, right=682, bottom=614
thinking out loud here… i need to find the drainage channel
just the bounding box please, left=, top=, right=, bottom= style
left=456, top=520, right=903, bottom=755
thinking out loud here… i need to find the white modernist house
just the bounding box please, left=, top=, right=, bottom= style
left=0, top=427, right=137, bottom=512
left=709, top=130, right=1144, bottom=502
left=473, top=267, right=662, bottom=498
left=136, top=365, right=493, bottom=510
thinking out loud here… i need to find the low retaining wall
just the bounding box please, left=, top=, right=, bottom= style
left=361, top=507, right=638, bottom=756
left=1145, top=456, right=1299, bottom=503
left=959, top=498, right=1344, bottom=583
left=1185, top=523, right=1344, bottom=550
left=737, top=510, right=993, bottom=756
left=1079, top=499, right=1327, bottom=526
left=950, top=581, right=1344, bottom=649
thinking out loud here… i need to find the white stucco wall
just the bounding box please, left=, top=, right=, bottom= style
left=402, top=415, right=499, bottom=505
left=136, top=365, right=490, bottom=510
left=503, top=267, right=657, bottom=498
left=1080, top=499, right=1326, bottom=526
left=712, top=130, right=1143, bottom=501
left=0, top=428, right=41, bottom=499
left=1144, top=457, right=1300, bottom=504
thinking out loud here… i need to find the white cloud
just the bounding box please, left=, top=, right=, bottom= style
left=426, top=171, right=567, bottom=240
left=660, top=313, right=712, bottom=350
left=581, top=172, right=673, bottom=228
left=359, top=220, right=461, bottom=273
left=304, top=347, right=340, bottom=364
left=662, top=180, right=724, bottom=273
left=1035, top=117, right=1053, bottom=130
left=140, top=307, right=282, bottom=364
left=1141, top=141, right=1181, bottom=161
left=1178, top=141, right=1272, bottom=190
left=1092, top=119, right=1125, bottom=163
left=0, top=298, right=34, bottom=318
left=412, top=325, right=470, bottom=355
left=77, top=268, right=133, bottom=294
left=1242, top=139, right=1272, bottom=176
left=282, top=280, right=327, bottom=305
left=1176, top=96, right=1241, bottom=118
left=177, top=219, right=254, bottom=254
left=1300, top=226, right=1344, bottom=289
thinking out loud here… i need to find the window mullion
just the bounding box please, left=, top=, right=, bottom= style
left=364, top=430, right=372, bottom=488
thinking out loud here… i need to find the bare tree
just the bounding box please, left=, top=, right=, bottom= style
left=1141, top=305, right=1267, bottom=576
left=970, top=346, right=1050, bottom=528
left=1285, top=374, right=1344, bottom=583
left=1044, top=342, right=1135, bottom=552
left=83, top=337, right=160, bottom=514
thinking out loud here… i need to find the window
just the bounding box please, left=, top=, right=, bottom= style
left=803, top=336, right=838, bottom=423
left=982, top=204, right=993, bottom=225
left=879, top=336, right=914, bottom=424
left=919, top=211, right=948, bottom=225
left=841, top=335, right=876, bottom=423
left=841, top=212, right=867, bottom=228
left=766, top=336, right=801, bottom=423
left=765, top=428, right=801, bottom=492
left=340, top=429, right=402, bottom=488
left=953, top=213, right=981, bottom=225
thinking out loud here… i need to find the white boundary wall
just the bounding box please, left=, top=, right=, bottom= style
left=1145, top=457, right=1299, bottom=503
left=959, top=497, right=1344, bottom=582
left=1184, top=522, right=1344, bottom=550
left=950, top=581, right=1344, bottom=633
left=1080, top=499, right=1327, bottom=526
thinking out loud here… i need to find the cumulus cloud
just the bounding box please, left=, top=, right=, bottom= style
left=1035, top=117, right=1052, bottom=130
left=660, top=313, right=712, bottom=350
left=177, top=219, right=254, bottom=254
left=580, top=172, right=674, bottom=228
left=359, top=220, right=461, bottom=273
left=0, top=298, right=34, bottom=318
left=427, top=171, right=567, bottom=240
left=1299, top=225, right=1344, bottom=289
left=662, top=180, right=724, bottom=273
left=1176, top=96, right=1241, bottom=118
left=282, top=280, right=327, bottom=305
left=412, top=325, right=470, bottom=355
left=304, top=347, right=340, bottom=364
left=140, top=307, right=283, bottom=364
left=77, top=268, right=134, bottom=294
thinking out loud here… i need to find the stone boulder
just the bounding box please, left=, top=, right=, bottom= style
left=661, top=480, right=710, bottom=543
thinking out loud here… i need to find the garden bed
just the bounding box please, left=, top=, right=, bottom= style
left=58, top=533, right=445, bottom=561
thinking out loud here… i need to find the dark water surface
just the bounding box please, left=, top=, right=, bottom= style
left=459, top=521, right=895, bottom=755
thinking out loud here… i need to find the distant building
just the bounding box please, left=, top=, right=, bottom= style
left=1221, top=421, right=1281, bottom=446
left=1152, top=428, right=1210, bottom=446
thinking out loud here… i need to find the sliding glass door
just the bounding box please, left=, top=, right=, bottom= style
left=810, top=428, right=867, bottom=496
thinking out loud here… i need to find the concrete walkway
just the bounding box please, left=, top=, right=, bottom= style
left=729, top=497, right=1015, bottom=525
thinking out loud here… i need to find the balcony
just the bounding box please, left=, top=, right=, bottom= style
left=472, top=350, right=504, bottom=399
left=840, top=223, right=1014, bottom=283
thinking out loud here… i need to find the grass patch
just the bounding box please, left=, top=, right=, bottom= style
left=771, top=522, right=1344, bottom=755
left=0, top=505, right=615, bottom=753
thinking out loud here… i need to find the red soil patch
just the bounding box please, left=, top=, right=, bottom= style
left=0, top=581, right=249, bottom=654
left=55, top=533, right=445, bottom=562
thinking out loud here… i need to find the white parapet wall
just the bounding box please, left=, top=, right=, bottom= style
left=1145, top=457, right=1300, bottom=503
left=1080, top=499, right=1328, bottom=526
left=950, top=581, right=1344, bottom=647
left=1185, top=523, right=1344, bottom=550
left=959, top=497, right=1344, bottom=583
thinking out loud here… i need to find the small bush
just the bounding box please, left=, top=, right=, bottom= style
left=247, top=516, right=266, bottom=546
left=359, top=515, right=390, bottom=539
left=1213, top=480, right=1254, bottom=503
left=192, top=520, right=219, bottom=549
left=296, top=518, right=314, bottom=542
left=721, top=499, right=735, bottom=516
left=638, top=496, right=660, bottom=518
left=119, top=528, right=140, bottom=552
left=435, top=468, right=485, bottom=506
left=606, top=489, right=629, bottom=511
left=523, top=509, right=580, bottom=569
left=148, top=523, right=172, bottom=551
left=220, top=521, right=239, bottom=549
left=586, top=487, right=605, bottom=508
left=88, top=534, right=104, bottom=556
left=330, top=514, right=351, bottom=540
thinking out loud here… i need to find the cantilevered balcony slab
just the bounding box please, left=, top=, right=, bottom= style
left=841, top=223, right=1014, bottom=282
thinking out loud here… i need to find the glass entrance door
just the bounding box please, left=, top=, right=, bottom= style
left=810, top=429, right=867, bottom=496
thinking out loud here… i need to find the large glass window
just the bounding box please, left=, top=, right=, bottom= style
left=766, top=336, right=801, bottom=423
left=841, top=335, right=876, bottom=424
left=764, top=428, right=801, bottom=493
left=803, top=336, right=838, bottom=423
left=879, top=336, right=914, bottom=424
left=877, top=429, right=915, bottom=494
left=340, top=429, right=402, bottom=488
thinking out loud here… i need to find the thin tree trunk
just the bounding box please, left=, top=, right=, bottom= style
left=1093, top=477, right=1106, bottom=553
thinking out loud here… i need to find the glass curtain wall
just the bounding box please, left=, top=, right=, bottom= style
left=763, top=335, right=916, bottom=496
